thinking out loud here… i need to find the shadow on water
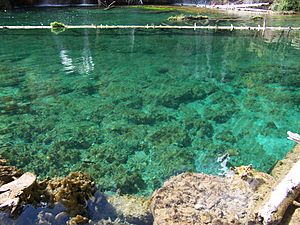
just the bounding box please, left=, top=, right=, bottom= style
left=0, top=191, right=153, bottom=225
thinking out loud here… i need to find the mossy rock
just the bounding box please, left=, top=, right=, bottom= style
left=147, top=123, right=191, bottom=147
left=50, top=21, right=65, bottom=28
left=215, top=130, right=237, bottom=144
left=184, top=118, right=214, bottom=138
left=157, top=82, right=215, bottom=109
left=168, top=14, right=208, bottom=22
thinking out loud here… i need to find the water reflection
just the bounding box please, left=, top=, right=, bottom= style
left=81, top=29, right=95, bottom=75
left=59, top=49, right=75, bottom=74
left=130, top=29, right=135, bottom=53
left=55, top=30, right=95, bottom=75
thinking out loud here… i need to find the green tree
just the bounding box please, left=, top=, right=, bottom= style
left=272, top=0, right=300, bottom=11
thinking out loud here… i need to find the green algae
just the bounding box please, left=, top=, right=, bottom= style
left=0, top=9, right=299, bottom=195
left=130, top=5, right=180, bottom=11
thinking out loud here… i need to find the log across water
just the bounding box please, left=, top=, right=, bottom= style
left=0, top=24, right=300, bottom=31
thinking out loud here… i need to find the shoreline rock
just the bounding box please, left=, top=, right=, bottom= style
left=150, top=144, right=300, bottom=225
left=150, top=170, right=274, bottom=224
left=0, top=144, right=299, bottom=224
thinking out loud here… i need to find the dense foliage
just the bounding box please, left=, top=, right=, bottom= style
left=272, top=0, right=300, bottom=11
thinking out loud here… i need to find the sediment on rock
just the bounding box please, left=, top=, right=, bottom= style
left=150, top=145, right=300, bottom=225
left=271, top=144, right=300, bottom=180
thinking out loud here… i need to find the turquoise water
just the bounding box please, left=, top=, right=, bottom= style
left=0, top=8, right=300, bottom=195
left=2, top=6, right=300, bottom=26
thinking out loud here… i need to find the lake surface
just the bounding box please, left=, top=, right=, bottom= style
left=0, top=7, right=299, bottom=195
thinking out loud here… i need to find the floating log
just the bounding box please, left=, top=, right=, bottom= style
left=0, top=25, right=299, bottom=31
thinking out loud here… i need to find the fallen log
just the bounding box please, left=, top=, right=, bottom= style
left=257, top=133, right=300, bottom=224
left=287, top=131, right=300, bottom=144
left=104, top=0, right=115, bottom=10
left=257, top=159, right=300, bottom=224
left=0, top=25, right=299, bottom=31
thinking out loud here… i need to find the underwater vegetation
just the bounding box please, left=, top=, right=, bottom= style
left=0, top=24, right=299, bottom=195
left=168, top=14, right=209, bottom=21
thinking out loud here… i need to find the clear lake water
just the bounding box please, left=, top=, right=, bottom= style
left=0, top=7, right=299, bottom=195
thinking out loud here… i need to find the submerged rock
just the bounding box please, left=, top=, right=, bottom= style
left=67, top=214, right=90, bottom=225
left=47, top=172, right=96, bottom=217
left=108, top=195, right=153, bottom=225
left=168, top=14, right=209, bottom=22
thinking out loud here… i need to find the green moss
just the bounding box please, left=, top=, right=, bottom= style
left=147, top=123, right=191, bottom=147
left=168, top=14, right=209, bottom=21
left=250, top=16, right=264, bottom=20
left=128, top=5, right=221, bottom=14
left=50, top=21, right=66, bottom=34
left=131, top=5, right=179, bottom=12
left=50, top=21, right=65, bottom=28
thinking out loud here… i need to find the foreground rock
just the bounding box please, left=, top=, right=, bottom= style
left=151, top=144, right=300, bottom=225
left=257, top=160, right=300, bottom=224
left=0, top=157, right=152, bottom=224
left=0, top=144, right=299, bottom=224
left=150, top=169, right=274, bottom=225
left=0, top=172, right=36, bottom=213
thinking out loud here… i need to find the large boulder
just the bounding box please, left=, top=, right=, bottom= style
left=150, top=170, right=274, bottom=224
left=150, top=145, right=300, bottom=224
